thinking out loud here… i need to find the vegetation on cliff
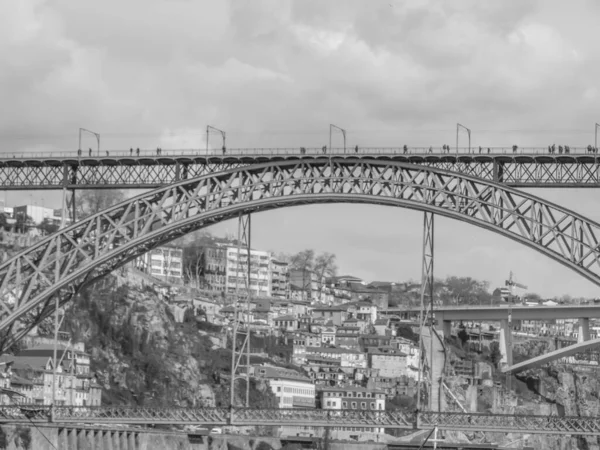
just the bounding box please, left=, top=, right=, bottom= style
left=62, top=275, right=277, bottom=408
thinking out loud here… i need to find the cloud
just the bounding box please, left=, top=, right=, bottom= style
left=3, top=0, right=600, bottom=297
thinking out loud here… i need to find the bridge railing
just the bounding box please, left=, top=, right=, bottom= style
left=1, top=406, right=600, bottom=434
left=419, top=410, right=600, bottom=435
left=2, top=146, right=600, bottom=159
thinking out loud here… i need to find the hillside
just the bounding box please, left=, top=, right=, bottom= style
left=61, top=275, right=277, bottom=409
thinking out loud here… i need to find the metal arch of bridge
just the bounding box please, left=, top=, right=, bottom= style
left=3, top=159, right=600, bottom=349
left=5, top=149, right=600, bottom=188
left=4, top=407, right=600, bottom=436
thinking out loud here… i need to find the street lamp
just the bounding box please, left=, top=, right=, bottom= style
left=79, top=128, right=100, bottom=156
left=456, top=123, right=471, bottom=153
left=330, top=124, right=346, bottom=152
left=206, top=126, right=226, bottom=153
left=595, top=123, right=600, bottom=149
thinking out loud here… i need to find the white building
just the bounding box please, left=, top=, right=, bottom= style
left=137, top=246, right=184, bottom=284
left=226, top=247, right=271, bottom=297
left=13, top=205, right=65, bottom=225
left=253, top=365, right=315, bottom=409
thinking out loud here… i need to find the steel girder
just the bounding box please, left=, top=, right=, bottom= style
left=3, top=151, right=600, bottom=188
left=3, top=159, right=600, bottom=349
left=2, top=407, right=600, bottom=435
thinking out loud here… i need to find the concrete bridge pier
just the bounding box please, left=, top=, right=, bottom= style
left=442, top=320, right=452, bottom=339
left=499, top=319, right=513, bottom=366
left=578, top=318, right=591, bottom=343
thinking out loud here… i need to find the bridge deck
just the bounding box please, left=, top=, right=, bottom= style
left=4, top=406, right=600, bottom=435
left=385, top=305, right=600, bottom=321
left=502, top=336, right=600, bottom=374
left=3, top=147, right=600, bottom=188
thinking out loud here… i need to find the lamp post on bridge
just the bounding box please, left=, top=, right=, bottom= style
left=207, top=126, right=226, bottom=154
left=456, top=123, right=471, bottom=153
left=78, top=128, right=100, bottom=157
left=329, top=124, right=346, bottom=152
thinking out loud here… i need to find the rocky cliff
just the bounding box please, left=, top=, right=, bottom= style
left=62, top=274, right=277, bottom=409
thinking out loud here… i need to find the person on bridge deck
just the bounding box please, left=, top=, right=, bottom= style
left=106, top=150, right=109, bottom=156
left=478, top=146, right=482, bottom=154
left=588, top=145, right=593, bottom=153
left=77, top=149, right=81, bottom=156
left=300, top=147, right=306, bottom=154
left=222, top=145, right=226, bottom=154
left=89, top=148, right=92, bottom=156
left=565, top=145, right=570, bottom=154
left=136, top=148, right=140, bottom=156
left=156, top=147, right=160, bottom=155
left=442, top=144, right=447, bottom=152
left=322, top=146, right=327, bottom=154
left=130, top=148, right=133, bottom=155
left=429, top=146, right=433, bottom=153
left=548, top=145, right=552, bottom=154
left=552, top=144, right=556, bottom=153
left=355, top=145, right=358, bottom=153
left=558, top=145, right=563, bottom=154
left=512, top=145, right=518, bottom=153
left=403, top=145, right=408, bottom=154
left=487, top=147, right=490, bottom=153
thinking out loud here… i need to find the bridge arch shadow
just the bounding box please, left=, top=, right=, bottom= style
left=1, top=159, right=600, bottom=350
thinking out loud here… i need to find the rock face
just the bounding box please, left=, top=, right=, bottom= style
left=63, top=275, right=276, bottom=409
left=444, top=338, right=600, bottom=449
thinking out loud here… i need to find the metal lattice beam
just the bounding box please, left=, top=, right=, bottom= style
left=4, top=151, right=600, bottom=188
left=2, top=407, right=600, bottom=435
left=3, top=159, right=600, bottom=351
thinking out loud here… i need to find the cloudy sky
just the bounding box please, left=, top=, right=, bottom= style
left=2, top=0, right=600, bottom=298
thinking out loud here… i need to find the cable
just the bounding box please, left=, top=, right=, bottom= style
left=6, top=396, right=58, bottom=450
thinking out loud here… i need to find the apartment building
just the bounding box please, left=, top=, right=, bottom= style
left=319, top=386, right=386, bottom=437
left=270, top=258, right=290, bottom=299
left=223, top=247, right=270, bottom=297
left=137, top=245, right=184, bottom=284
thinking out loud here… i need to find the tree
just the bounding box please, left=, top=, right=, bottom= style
left=77, top=190, right=125, bottom=218
left=314, top=252, right=338, bottom=299
left=457, top=323, right=469, bottom=348
left=489, top=341, right=502, bottom=367
left=396, top=324, right=418, bottom=343
left=290, top=250, right=315, bottom=300
left=443, top=276, right=492, bottom=305
left=14, top=213, right=33, bottom=233
left=39, top=217, right=59, bottom=235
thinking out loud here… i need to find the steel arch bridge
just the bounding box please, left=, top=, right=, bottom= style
left=2, top=159, right=600, bottom=350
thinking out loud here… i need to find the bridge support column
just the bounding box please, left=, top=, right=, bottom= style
left=417, top=212, right=446, bottom=413
left=230, top=213, right=253, bottom=409
left=578, top=318, right=590, bottom=343
left=442, top=320, right=451, bottom=339
left=499, top=319, right=513, bottom=366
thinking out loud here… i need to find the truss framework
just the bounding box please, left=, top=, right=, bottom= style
left=2, top=159, right=600, bottom=350
left=1, top=407, right=600, bottom=435
left=3, top=153, right=600, bottom=188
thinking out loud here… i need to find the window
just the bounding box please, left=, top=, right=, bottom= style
left=370, top=402, right=375, bottom=409
left=277, top=387, right=281, bottom=392
left=351, top=402, right=357, bottom=409
left=361, top=402, right=366, bottom=408
left=342, top=402, right=347, bottom=408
